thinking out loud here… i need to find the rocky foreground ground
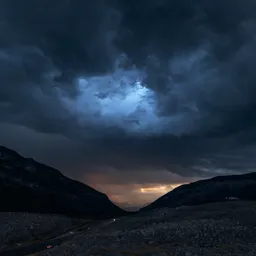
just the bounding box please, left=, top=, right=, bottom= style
left=11, top=201, right=254, bottom=256
left=0, top=212, right=88, bottom=251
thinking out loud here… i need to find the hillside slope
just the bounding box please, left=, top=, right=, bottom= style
left=141, top=172, right=256, bottom=211
left=0, top=146, right=126, bottom=218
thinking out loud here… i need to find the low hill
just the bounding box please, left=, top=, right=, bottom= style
left=0, top=146, right=126, bottom=218
left=141, top=172, right=256, bottom=211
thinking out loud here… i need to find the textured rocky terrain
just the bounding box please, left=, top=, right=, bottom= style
left=0, top=212, right=88, bottom=251
left=20, top=201, right=256, bottom=256
left=141, top=172, right=256, bottom=211
left=0, top=146, right=126, bottom=218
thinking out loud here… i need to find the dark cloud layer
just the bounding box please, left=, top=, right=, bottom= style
left=1, top=0, right=256, bottom=187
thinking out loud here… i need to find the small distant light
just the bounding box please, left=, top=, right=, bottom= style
left=46, top=245, right=53, bottom=249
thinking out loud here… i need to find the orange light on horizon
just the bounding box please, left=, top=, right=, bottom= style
left=140, top=184, right=182, bottom=194
left=140, top=186, right=167, bottom=193
left=169, top=184, right=182, bottom=189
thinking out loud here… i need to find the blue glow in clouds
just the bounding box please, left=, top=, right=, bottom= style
left=60, top=64, right=169, bottom=135
left=58, top=51, right=207, bottom=136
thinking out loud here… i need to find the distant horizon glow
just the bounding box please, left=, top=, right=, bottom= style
left=87, top=181, right=186, bottom=208
left=140, top=184, right=182, bottom=194
left=84, top=171, right=193, bottom=209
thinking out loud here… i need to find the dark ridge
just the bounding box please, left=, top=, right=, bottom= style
left=141, top=172, right=256, bottom=211
left=0, top=146, right=127, bottom=219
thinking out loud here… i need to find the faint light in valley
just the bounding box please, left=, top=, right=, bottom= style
left=140, top=184, right=182, bottom=194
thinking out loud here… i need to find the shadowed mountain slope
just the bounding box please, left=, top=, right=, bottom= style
left=141, top=172, right=256, bottom=211
left=0, top=146, right=126, bottom=218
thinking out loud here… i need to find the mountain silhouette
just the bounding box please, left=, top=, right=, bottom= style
left=141, top=172, right=256, bottom=211
left=0, top=146, right=126, bottom=218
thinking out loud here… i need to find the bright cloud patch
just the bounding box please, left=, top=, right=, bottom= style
left=59, top=65, right=169, bottom=135
left=58, top=51, right=208, bottom=136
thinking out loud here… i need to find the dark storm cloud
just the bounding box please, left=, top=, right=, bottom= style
left=0, top=0, right=256, bottom=179
left=0, top=0, right=121, bottom=74
left=0, top=0, right=122, bottom=135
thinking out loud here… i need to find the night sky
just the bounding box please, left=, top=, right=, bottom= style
left=1, top=0, right=256, bottom=209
